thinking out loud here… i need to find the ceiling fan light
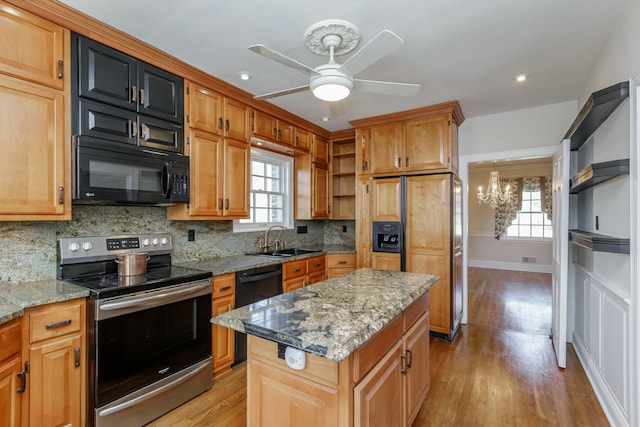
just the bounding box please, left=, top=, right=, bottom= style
left=310, top=72, right=353, bottom=102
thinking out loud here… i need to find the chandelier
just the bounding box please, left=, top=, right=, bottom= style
left=477, top=165, right=511, bottom=209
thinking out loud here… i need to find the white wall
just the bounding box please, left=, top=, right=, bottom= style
left=468, top=161, right=553, bottom=272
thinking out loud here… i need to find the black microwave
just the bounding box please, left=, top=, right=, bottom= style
left=73, top=136, right=189, bottom=205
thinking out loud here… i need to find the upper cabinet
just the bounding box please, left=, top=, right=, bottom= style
left=252, top=109, right=294, bottom=146
left=0, top=1, right=70, bottom=221
left=186, top=83, right=249, bottom=142
left=329, top=131, right=356, bottom=219
left=351, top=101, right=464, bottom=177
left=294, top=127, right=312, bottom=151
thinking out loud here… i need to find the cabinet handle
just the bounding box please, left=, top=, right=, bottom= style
left=131, top=120, right=138, bottom=137
left=58, top=186, right=64, bottom=204
left=219, top=118, right=223, bottom=129
left=225, top=198, right=229, bottom=210
left=16, top=369, right=26, bottom=394
left=140, top=88, right=145, bottom=105
left=131, top=85, right=137, bottom=103
left=295, top=136, right=299, bottom=146
left=364, top=160, right=368, bottom=171
left=218, top=286, right=232, bottom=292
left=218, top=198, right=223, bottom=210
left=314, top=263, right=321, bottom=267
left=338, top=261, right=347, bottom=264
left=57, top=60, right=64, bottom=79
left=278, top=129, right=282, bottom=140
left=273, top=127, right=278, bottom=138
left=406, top=157, right=409, bottom=167
left=74, top=348, right=81, bottom=368
left=141, top=124, right=148, bottom=140
left=397, top=157, right=401, bottom=168
left=400, top=354, right=407, bottom=375
left=225, top=119, right=230, bottom=131
left=46, top=319, right=71, bottom=329
left=406, top=349, right=412, bottom=368
left=293, top=268, right=301, bottom=273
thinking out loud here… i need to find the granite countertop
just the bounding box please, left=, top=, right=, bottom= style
left=211, top=268, right=439, bottom=362
left=0, top=280, right=90, bottom=325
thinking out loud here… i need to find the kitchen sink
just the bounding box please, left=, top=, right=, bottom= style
left=246, top=248, right=322, bottom=258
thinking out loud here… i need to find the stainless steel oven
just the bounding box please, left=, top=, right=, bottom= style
left=58, top=234, right=212, bottom=427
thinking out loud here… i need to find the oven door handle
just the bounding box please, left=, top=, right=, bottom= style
left=97, top=360, right=211, bottom=418
left=99, top=281, right=211, bottom=312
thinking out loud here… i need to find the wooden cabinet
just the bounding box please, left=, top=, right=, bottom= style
left=282, top=256, right=325, bottom=293
left=312, top=135, right=328, bottom=165
left=186, top=82, right=249, bottom=142
left=325, top=253, right=356, bottom=278
left=252, top=109, right=294, bottom=146
left=212, top=273, right=235, bottom=377
left=372, top=177, right=402, bottom=222
left=0, top=2, right=70, bottom=221
left=22, top=298, right=86, bottom=427
left=0, top=318, right=22, bottom=427
left=294, top=127, right=312, bottom=151
left=294, top=151, right=329, bottom=220
left=329, top=132, right=356, bottom=219
left=403, top=312, right=430, bottom=426
left=350, top=102, right=464, bottom=177
left=356, top=177, right=373, bottom=269
left=372, top=252, right=401, bottom=272
left=167, top=80, right=250, bottom=220
left=312, top=164, right=329, bottom=219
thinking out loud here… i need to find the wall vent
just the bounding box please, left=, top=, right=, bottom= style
left=521, top=256, right=538, bottom=264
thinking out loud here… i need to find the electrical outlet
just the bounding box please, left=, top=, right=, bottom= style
left=297, top=226, right=308, bottom=234
left=342, top=225, right=347, bottom=232
left=595, top=216, right=599, bottom=230
left=188, top=229, right=195, bottom=241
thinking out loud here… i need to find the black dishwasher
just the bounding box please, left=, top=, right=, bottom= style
left=234, top=263, right=283, bottom=365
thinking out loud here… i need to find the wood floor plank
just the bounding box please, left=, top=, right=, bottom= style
left=149, top=267, right=608, bottom=426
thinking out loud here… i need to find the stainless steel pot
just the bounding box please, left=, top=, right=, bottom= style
left=114, top=252, right=149, bottom=276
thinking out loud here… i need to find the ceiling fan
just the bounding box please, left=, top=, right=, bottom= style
left=249, top=20, right=421, bottom=116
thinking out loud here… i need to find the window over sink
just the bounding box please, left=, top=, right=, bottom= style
left=234, top=148, right=293, bottom=232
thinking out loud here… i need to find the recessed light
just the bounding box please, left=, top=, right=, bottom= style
left=516, top=74, right=527, bottom=82
left=321, top=116, right=330, bottom=122
left=238, top=71, right=252, bottom=81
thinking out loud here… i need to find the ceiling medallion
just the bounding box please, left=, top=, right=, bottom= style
left=303, top=19, right=361, bottom=56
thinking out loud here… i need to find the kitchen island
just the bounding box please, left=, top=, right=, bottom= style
left=212, top=268, right=439, bottom=427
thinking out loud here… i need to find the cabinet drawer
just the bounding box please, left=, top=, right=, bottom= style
left=306, top=255, right=325, bottom=274
left=326, top=253, right=356, bottom=268
left=213, top=272, right=235, bottom=298
left=0, top=318, right=21, bottom=362
left=283, top=260, right=306, bottom=279
left=29, top=299, right=83, bottom=344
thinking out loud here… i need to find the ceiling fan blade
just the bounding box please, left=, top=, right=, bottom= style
left=328, top=100, right=346, bottom=118
left=354, top=79, right=421, bottom=97
left=253, top=85, right=310, bottom=100
left=249, top=44, right=316, bottom=76
left=340, top=30, right=404, bottom=76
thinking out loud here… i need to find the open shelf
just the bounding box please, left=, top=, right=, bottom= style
left=570, top=159, right=630, bottom=194
left=569, top=230, right=630, bottom=254
left=564, top=81, right=629, bottom=151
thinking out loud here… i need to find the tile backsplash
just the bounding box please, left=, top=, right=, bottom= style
left=0, top=206, right=354, bottom=283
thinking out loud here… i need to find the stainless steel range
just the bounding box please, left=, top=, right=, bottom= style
left=57, top=233, right=212, bottom=427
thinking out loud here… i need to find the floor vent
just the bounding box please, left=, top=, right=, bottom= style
left=521, top=257, right=538, bottom=264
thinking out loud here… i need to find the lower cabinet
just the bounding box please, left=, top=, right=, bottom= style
left=22, top=298, right=86, bottom=427
left=247, top=293, right=429, bottom=427
left=325, top=253, right=356, bottom=278
left=212, top=272, right=235, bottom=377
left=372, top=252, right=401, bottom=272
left=282, top=256, right=325, bottom=293
left=0, top=318, right=22, bottom=427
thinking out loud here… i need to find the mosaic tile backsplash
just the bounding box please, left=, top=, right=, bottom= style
left=0, top=206, right=355, bottom=283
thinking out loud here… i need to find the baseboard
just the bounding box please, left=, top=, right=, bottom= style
left=468, top=259, right=552, bottom=273
left=572, top=332, right=629, bottom=427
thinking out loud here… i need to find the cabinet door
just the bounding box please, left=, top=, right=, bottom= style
left=355, top=128, right=370, bottom=175
left=312, top=135, right=328, bottom=165
left=294, top=128, right=312, bottom=151
left=372, top=253, right=401, bottom=272
left=77, top=98, right=137, bottom=145
left=187, top=82, right=223, bottom=134
left=372, top=177, right=402, bottom=222
left=307, top=271, right=325, bottom=286
left=77, top=35, right=137, bottom=110
left=354, top=340, right=403, bottom=427
left=29, top=334, right=82, bottom=427
left=0, top=75, right=67, bottom=218
left=0, top=2, right=65, bottom=89
left=278, top=120, right=295, bottom=146
left=453, top=177, right=463, bottom=248
left=0, top=356, right=21, bottom=427
left=188, top=130, right=223, bottom=216
left=294, top=151, right=311, bottom=220
left=453, top=248, right=463, bottom=329
left=212, top=295, right=235, bottom=375
left=312, top=164, right=329, bottom=218
left=224, top=97, right=249, bottom=142
left=356, top=177, right=372, bottom=268
left=138, top=62, right=183, bottom=123
left=139, top=114, right=184, bottom=153
left=404, top=313, right=430, bottom=426
left=223, top=139, right=250, bottom=217
left=368, top=123, right=403, bottom=175
left=252, top=110, right=277, bottom=140
left=283, top=277, right=305, bottom=293
left=404, top=115, right=451, bottom=172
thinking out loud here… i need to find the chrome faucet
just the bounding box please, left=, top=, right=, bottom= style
left=261, top=225, right=287, bottom=252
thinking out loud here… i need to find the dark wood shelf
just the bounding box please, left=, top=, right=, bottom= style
left=570, top=159, right=629, bottom=194
left=569, top=230, right=630, bottom=254
left=564, top=81, right=629, bottom=151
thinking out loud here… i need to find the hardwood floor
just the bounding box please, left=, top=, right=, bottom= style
left=150, top=267, right=608, bottom=426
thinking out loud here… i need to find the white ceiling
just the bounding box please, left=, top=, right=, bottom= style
left=58, top=0, right=627, bottom=132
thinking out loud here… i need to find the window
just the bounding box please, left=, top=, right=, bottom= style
left=505, top=179, right=552, bottom=239
left=233, top=148, right=293, bottom=232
